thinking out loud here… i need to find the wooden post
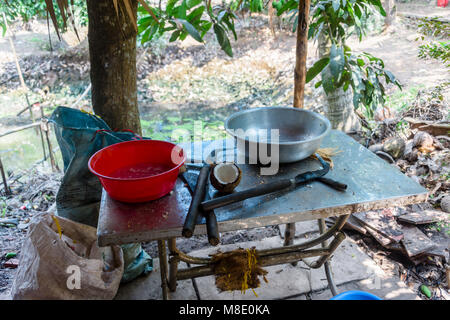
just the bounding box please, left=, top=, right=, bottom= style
left=25, top=93, right=38, bottom=135
left=293, top=0, right=311, bottom=109
left=284, top=223, right=298, bottom=266
left=40, top=105, right=59, bottom=172
left=0, top=157, right=10, bottom=195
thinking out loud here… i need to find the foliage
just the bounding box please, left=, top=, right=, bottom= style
left=275, top=0, right=400, bottom=117
left=230, top=0, right=264, bottom=12
left=416, top=17, right=450, bottom=39
left=137, top=0, right=240, bottom=57
left=306, top=45, right=401, bottom=117
left=418, top=41, right=450, bottom=67
left=0, top=0, right=87, bottom=36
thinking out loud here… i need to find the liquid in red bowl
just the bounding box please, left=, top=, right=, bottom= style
left=88, top=140, right=185, bottom=203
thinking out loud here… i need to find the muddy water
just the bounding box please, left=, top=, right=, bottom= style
left=110, top=162, right=173, bottom=179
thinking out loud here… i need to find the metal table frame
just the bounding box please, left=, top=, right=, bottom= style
left=157, top=215, right=349, bottom=300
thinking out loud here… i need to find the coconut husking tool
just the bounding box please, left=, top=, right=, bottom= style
left=181, top=146, right=242, bottom=243
left=200, top=154, right=347, bottom=212
left=180, top=148, right=224, bottom=245
left=180, top=165, right=220, bottom=246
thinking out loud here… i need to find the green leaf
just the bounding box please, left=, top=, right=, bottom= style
left=167, top=0, right=179, bottom=15
left=332, top=0, right=340, bottom=12
left=384, top=70, right=396, bottom=83
left=222, top=15, right=238, bottom=41
left=369, top=0, right=386, bottom=16
left=138, top=16, right=153, bottom=32
left=321, top=70, right=335, bottom=94
left=169, top=30, right=181, bottom=42
left=217, top=10, right=227, bottom=23
left=187, top=6, right=205, bottom=22
left=140, top=24, right=154, bottom=44
left=199, top=20, right=213, bottom=36
left=329, top=44, right=345, bottom=80
left=343, top=81, right=350, bottom=91
left=306, top=57, right=330, bottom=83
left=186, top=0, right=202, bottom=9
left=213, top=23, right=233, bottom=57
left=176, top=18, right=203, bottom=42
left=276, top=0, right=296, bottom=16
left=178, top=0, right=188, bottom=19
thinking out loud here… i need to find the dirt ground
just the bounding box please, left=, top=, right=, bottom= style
left=0, top=1, right=449, bottom=299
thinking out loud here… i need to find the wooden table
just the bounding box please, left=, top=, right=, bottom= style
left=97, top=130, right=428, bottom=299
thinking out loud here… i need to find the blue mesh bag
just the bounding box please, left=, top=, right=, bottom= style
left=49, top=106, right=152, bottom=283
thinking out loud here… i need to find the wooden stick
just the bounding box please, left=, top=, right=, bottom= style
left=2, top=13, right=26, bottom=89
left=182, top=165, right=211, bottom=238
left=293, top=0, right=311, bottom=108
left=40, top=105, right=59, bottom=172
left=24, top=93, right=38, bottom=135
left=0, top=157, right=10, bottom=195
left=0, top=122, right=40, bottom=138
left=70, top=83, right=91, bottom=109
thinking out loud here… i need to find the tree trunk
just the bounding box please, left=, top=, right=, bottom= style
left=293, top=0, right=311, bottom=108
left=86, top=0, right=142, bottom=134
left=383, top=0, right=397, bottom=28
left=318, top=35, right=361, bottom=132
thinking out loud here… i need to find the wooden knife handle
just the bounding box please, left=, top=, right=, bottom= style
left=317, top=177, right=347, bottom=191
left=182, top=165, right=211, bottom=238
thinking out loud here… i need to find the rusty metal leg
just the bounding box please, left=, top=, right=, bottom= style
left=168, top=238, right=179, bottom=292
left=284, top=223, right=297, bottom=266
left=324, top=260, right=338, bottom=296
left=157, top=240, right=169, bottom=300
left=319, top=218, right=338, bottom=296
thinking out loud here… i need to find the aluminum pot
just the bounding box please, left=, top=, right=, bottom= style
left=225, top=107, right=331, bottom=163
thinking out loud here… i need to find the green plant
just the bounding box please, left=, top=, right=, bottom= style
left=0, top=0, right=87, bottom=35
left=418, top=41, right=450, bottom=67
left=276, top=0, right=401, bottom=117
left=230, top=0, right=264, bottom=12
left=1, top=196, right=7, bottom=217
left=416, top=17, right=450, bottom=39
left=138, top=0, right=240, bottom=57
left=306, top=46, right=401, bottom=117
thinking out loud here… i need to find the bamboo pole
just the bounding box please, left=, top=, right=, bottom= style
left=293, top=0, right=311, bottom=109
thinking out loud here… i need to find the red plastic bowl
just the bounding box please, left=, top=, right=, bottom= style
left=88, top=140, right=185, bottom=203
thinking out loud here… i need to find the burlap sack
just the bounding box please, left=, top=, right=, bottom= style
left=11, top=213, right=124, bottom=300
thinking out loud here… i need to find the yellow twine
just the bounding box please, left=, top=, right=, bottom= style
left=51, top=215, right=62, bottom=239
left=240, top=248, right=260, bottom=297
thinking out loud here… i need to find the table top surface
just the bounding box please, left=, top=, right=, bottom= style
left=97, top=130, right=428, bottom=246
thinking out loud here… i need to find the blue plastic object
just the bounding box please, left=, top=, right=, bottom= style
left=331, top=290, right=382, bottom=300
left=49, top=106, right=153, bottom=283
